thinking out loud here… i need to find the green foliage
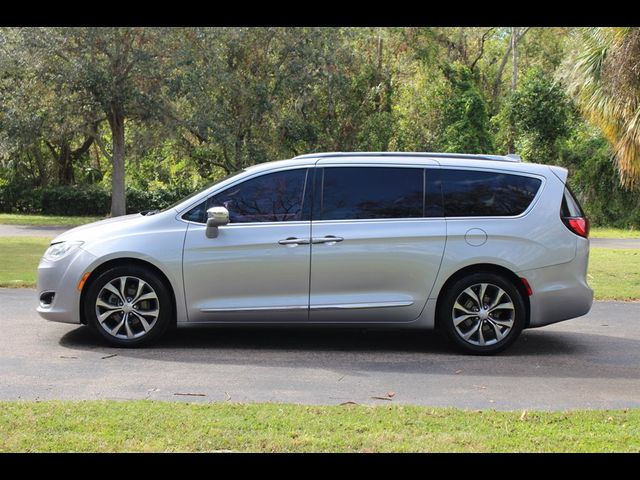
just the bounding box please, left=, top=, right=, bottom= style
left=1, top=27, right=639, bottom=227
left=125, top=186, right=193, bottom=214
left=437, top=64, right=494, bottom=153
left=496, top=67, right=572, bottom=162
left=0, top=184, right=191, bottom=216
left=560, top=124, right=640, bottom=228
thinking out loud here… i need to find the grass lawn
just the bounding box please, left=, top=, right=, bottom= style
left=588, top=248, right=640, bottom=300
left=0, top=237, right=50, bottom=288
left=0, top=400, right=639, bottom=452
left=1, top=236, right=639, bottom=300
left=590, top=227, right=640, bottom=239
left=0, top=213, right=104, bottom=227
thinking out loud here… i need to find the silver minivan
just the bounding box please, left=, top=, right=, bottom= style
left=36, top=152, right=593, bottom=354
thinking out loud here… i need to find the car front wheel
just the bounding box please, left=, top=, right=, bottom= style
left=83, top=266, right=172, bottom=347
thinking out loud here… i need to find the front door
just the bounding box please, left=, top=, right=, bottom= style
left=309, top=165, right=446, bottom=323
left=182, top=168, right=312, bottom=323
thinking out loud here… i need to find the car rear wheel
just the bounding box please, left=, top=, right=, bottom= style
left=84, top=266, right=172, bottom=347
left=439, top=272, right=525, bottom=355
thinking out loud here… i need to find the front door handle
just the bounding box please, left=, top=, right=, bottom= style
left=311, top=235, right=344, bottom=245
left=278, top=237, right=311, bottom=246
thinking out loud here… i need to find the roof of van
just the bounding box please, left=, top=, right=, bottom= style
left=241, top=151, right=564, bottom=181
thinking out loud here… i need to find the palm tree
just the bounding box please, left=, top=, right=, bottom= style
left=566, top=27, right=640, bottom=188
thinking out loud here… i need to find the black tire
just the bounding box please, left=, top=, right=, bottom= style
left=83, top=265, right=173, bottom=347
left=438, top=272, right=525, bottom=355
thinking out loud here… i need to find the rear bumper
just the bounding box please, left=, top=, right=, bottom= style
left=520, top=239, right=593, bottom=328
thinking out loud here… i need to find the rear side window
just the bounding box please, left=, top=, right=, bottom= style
left=441, top=169, right=542, bottom=217
left=561, top=186, right=584, bottom=217
left=317, top=167, right=424, bottom=220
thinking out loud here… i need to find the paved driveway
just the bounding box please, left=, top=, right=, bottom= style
left=0, top=225, right=69, bottom=238
left=590, top=238, right=640, bottom=248
left=1, top=288, right=639, bottom=410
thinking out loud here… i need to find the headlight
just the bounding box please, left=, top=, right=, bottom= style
left=43, top=241, right=84, bottom=262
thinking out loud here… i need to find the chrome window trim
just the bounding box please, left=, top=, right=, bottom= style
left=176, top=162, right=547, bottom=225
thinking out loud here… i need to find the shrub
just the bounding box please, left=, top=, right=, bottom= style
left=0, top=184, right=194, bottom=216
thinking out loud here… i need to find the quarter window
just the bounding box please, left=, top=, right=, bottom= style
left=561, top=186, right=584, bottom=218
left=183, top=169, right=308, bottom=224
left=317, top=167, right=425, bottom=220
left=441, top=169, right=542, bottom=217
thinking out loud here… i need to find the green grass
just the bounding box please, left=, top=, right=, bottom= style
left=588, top=248, right=640, bottom=300
left=0, top=237, right=50, bottom=288
left=0, top=401, right=638, bottom=452
left=0, top=213, right=104, bottom=227
left=1, top=237, right=639, bottom=300
left=590, top=227, right=640, bottom=239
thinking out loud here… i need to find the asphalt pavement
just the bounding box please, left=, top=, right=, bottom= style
left=1, top=288, right=639, bottom=410
left=0, top=225, right=69, bottom=238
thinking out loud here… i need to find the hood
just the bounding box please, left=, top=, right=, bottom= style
left=50, top=212, right=170, bottom=245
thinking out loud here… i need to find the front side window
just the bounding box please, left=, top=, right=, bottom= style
left=183, top=169, right=308, bottom=224
left=317, top=167, right=424, bottom=220
left=441, top=169, right=542, bottom=217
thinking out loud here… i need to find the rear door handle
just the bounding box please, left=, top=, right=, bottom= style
left=278, top=237, right=310, bottom=246
left=311, top=236, right=344, bottom=245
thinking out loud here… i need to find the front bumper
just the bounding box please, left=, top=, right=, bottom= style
left=36, top=247, right=97, bottom=324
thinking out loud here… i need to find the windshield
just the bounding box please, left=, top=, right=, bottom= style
left=161, top=169, right=246, bottom=213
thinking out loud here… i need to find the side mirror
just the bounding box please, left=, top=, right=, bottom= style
left=205, top=206, right=230, bottom=239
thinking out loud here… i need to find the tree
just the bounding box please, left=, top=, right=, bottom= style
left=15, top=27, right=175, bottom=215
left=170, top=27, right=402, bottom=177
left=436, top=64, right=494, bottom=154
left=564, top=27, right=640, bottom=188
left=0, top=28, right=98, bottom=187
left=496, top=67, right=572, bottom=162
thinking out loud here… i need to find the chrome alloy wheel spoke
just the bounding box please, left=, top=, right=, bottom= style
left=95, top=276, right=159, bottom=340
left=452, top=283, right=515, bottom=347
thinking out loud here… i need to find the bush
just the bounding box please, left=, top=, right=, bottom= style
left=560, top=124, right=640, bottom=229
left=125, top=186, right=193, bottom=214
left=40, top=186, right=111, bottom=216
left=0, top=184, right=194, bottom=216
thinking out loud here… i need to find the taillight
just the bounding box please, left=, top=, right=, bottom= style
left=563, top=217, right=589, bottom=238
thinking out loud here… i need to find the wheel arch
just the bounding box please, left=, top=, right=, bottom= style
left=79, top=257, right=177, bottom=327
left=434, top=263, right=531, bottom=329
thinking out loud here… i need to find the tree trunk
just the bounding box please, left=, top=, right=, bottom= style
left=108, top=109, right=126, bottom=217
left=511, top=27, right=519, bottom=92
left=57, top=143, right=74, bottom=185
left=32, top=145, right=47, bottom=187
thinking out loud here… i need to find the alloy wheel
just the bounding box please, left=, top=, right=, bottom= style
left=95, top=276, right=160, bottom=340
left=451, top=283, right=516, bottom=347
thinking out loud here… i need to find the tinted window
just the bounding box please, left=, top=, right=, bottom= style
left=183, top=169, right=308, bottom=224
left=561, top=186, right=584, bottom=217
left=318, top=167, right=424, bottom=220
left=441, top=169, right=541, bottom=217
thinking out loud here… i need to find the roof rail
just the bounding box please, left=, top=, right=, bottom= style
left=293, top=151, right=521, bottom=162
